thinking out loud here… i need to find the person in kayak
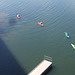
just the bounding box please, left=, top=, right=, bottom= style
left=37, top=22, right=44, bottom=26
left=64, top=32, right=70, bottom=38
left=17, top=14, right=20, bottom=19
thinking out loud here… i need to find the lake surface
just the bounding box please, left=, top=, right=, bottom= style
left=0, top=0, right=75, bottom=75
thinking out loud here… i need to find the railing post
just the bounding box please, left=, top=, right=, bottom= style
left=44, top=55, right=52, bottom=62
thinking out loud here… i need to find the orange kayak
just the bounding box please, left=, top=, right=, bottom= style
left=37, top=22, right=44, bottom=26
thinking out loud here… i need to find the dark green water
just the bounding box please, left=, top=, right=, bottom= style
left=0, top=0, right=75, bottom=75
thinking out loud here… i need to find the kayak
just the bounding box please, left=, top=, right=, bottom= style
left=37, top=22, right=44, bottom=26
left=71, top=43, right=75, bottom=49
left=17, top=14, right=20, bottom=19
left=64, top=32, right=69, bottom=38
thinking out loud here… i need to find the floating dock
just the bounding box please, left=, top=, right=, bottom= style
left=28, top=55, right=52, bottom=75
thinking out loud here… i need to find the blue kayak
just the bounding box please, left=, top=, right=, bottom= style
left=64, top=32, right=69, bottom=38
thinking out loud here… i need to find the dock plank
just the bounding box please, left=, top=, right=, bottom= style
left=28, top=60, right=52, bottom=75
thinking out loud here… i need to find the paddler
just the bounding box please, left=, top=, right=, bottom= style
left=17, top=14, right=20, bottom=19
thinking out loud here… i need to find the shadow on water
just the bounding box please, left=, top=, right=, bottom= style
left=9, top=17, right=17, bottom=26
left=0, top=38, right=27, bottom=75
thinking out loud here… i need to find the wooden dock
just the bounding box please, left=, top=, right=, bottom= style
left=28, top=55, right=52, bottom=75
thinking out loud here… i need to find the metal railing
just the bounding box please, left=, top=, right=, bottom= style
left=44, top=55, right=52, bottom=62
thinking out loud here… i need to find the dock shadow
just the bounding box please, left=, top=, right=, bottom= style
left=41, top=65, right=53, bottom=75
left=0, top=38, right=27, bottom=75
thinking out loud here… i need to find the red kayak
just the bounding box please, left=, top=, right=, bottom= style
left=37, top=22, right=44, bottom=26
left=17, top=14, right=20, bottom=19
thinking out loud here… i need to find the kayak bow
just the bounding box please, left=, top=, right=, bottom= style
left=71, top=43, right=75, bottom=49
